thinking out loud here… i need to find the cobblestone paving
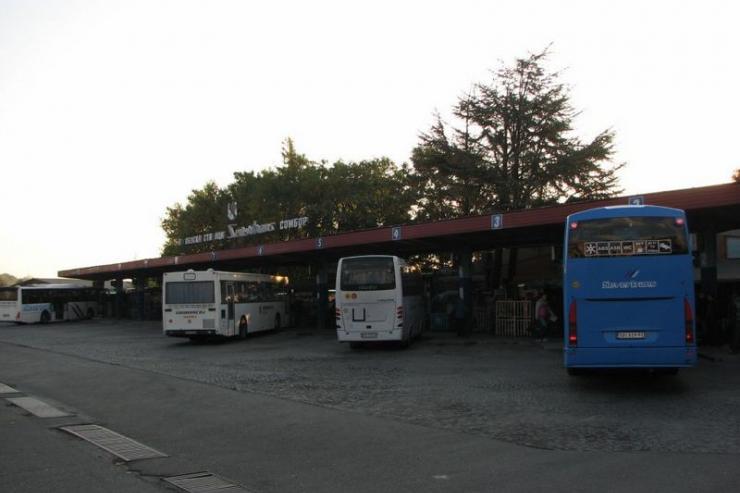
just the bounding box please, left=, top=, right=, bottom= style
left=2, top=320, right=739, bottom=454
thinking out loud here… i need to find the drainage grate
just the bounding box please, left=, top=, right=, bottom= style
left=0, top=382, right=19, bottom=394
left=61, top=424, right=167, bottom=461
left=164, top=472, right=250, bottom=493
left=7, top=396, right=71, bottom=418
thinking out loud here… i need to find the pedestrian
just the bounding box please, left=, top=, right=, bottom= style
left=729, top=286, right=740, bottom=354
left=534, top=292, right=555, bottom=342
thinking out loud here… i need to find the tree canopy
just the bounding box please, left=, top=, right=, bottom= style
left=411, top=48, right=623, bottom=219
left=161, top=139, right=415, bottom=256
left=162, top=49, right=625, bottom=261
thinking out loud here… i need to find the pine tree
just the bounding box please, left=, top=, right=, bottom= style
left=411, top=48, right=623, bottom=217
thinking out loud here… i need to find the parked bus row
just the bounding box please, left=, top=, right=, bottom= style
left=2, top=206, right=698, bottom=375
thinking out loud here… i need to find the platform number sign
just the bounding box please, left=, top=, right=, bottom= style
left=491, top=214, right=503, bottom=230
left=628, top=196, right=645, bottom=206
left=392, top=227, right=402, bottom=241
left=316, top=237, right=324, bottom=249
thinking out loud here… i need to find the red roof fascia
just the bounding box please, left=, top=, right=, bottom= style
left=59, top=183, right=738, bottom=278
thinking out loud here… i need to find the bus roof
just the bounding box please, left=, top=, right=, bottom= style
left=162, top=270, right=287, bottom=283
left=18, top=284, right=93, bottom=290
left=339, top=255, right=399, bottom=261
left=566, top=205, right=685, bottom=222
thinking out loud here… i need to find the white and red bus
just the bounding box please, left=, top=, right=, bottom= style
left=163, top=269, right=289, bottom=341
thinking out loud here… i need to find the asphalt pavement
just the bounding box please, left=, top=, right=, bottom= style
left=1, top=320, right=739, bottom=492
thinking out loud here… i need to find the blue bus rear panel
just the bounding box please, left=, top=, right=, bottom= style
left=563, top=205, right=697, bottom=371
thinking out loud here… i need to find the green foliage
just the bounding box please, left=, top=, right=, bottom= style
left=161, top=138, right=416, bottom=255
left=161, top=182, right=230, bottom=256
left=411, top=48, right=623, bottom=218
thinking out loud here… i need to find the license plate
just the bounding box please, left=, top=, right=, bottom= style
left=617, top=331, right=646, bottom=340
left=360, top=332, right=378, bottom=339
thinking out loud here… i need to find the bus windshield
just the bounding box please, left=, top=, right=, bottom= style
left=0, top=288, right=18, bottom=301
left=340, top=257, right=396, bottom=291
left=165, top=281, right=215, bottom=304
left=568, top=216, right=688, bottom=258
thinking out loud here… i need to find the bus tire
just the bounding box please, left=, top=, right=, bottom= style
left=274, top=314, right=281, bottom=331
left=349, top=342, right=363, bottom=350
left=86, top=308, right=95, bottom=320
left=238, top=317, right=248, bottom=339
left=566, top=368, right=583, bottom=376
left=40, top=311, right=51, bottom=324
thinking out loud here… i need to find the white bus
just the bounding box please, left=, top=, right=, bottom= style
left=0, top=285, right=100, bottom=324
left=335, top=255, right=424, bottom=348
left=162, top=269, right=289, bottom=341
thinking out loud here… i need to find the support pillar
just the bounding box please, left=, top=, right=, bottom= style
left=114, top=278, right=125, bottom=319
left=135, top=277, right=146, bottom=321
left=315, top=260, right=329, bottom=331
left=700, top=229, right=718, bottom=298
left=92, top=280, right=104, bottom=318
left=457, top=248, right=474, bottom=336
left=700, top=229, right=719, bottom=344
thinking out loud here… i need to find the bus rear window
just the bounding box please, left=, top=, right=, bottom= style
left=0, top=288, right=18, bottom=301
left=165, top=281, right=215, bottom=304
left=340, top=257, right=396, bottom=291
left=569, top=216, right=689, bottom=258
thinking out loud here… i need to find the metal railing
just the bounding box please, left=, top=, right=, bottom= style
left=494, top=300, right=533, bottom=337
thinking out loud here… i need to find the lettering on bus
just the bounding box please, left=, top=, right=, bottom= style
left=601, top=280, right=658, bottom=289
left=584, top=239, right=672, bottom=257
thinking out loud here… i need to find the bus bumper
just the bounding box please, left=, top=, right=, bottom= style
left=336, top=328, right=403, bottom=342
left=165, top=329, right=217, bottom=338
left=564, top=346, right=697, bottom=368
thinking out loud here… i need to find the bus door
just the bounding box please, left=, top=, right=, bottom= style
left=224, top=282, right=236, bottom=335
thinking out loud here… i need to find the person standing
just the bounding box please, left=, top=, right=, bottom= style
left=534, top=292, right=555, bottom=342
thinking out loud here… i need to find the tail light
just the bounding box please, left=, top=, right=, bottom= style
left=335, top=308, right=341, bottom=320
left=684, top=298, right=694, bottom=344
left=568, top=300, right=577, bottom=346
left=397, top=306, right=403, bottom=319
left=16, top=312, right=20, bottom=321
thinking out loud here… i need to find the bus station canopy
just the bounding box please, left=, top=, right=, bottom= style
left=59, top=183, right=740, bottom=281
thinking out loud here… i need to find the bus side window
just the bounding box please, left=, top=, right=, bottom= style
left=236, top=282, right=247, bottom=302
left=246, top=281, right=259, bottom=302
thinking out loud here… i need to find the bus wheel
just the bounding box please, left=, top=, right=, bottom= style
left=86, top=308, right=95, bottom=320
left=40, top=311, right=50, bottom=324
left=274, top=314, right=281, bottom=331
left=238, top=317, right=248, bottom=339
left=566, top=368, right=584, bottom=376
left=349, top=342, right=363, bottom=350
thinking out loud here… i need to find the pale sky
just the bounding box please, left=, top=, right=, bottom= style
left=1, top=0, right=738, bottom=278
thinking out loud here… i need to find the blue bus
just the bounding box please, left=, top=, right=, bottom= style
left=563, top=205, right=697, bottom=374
